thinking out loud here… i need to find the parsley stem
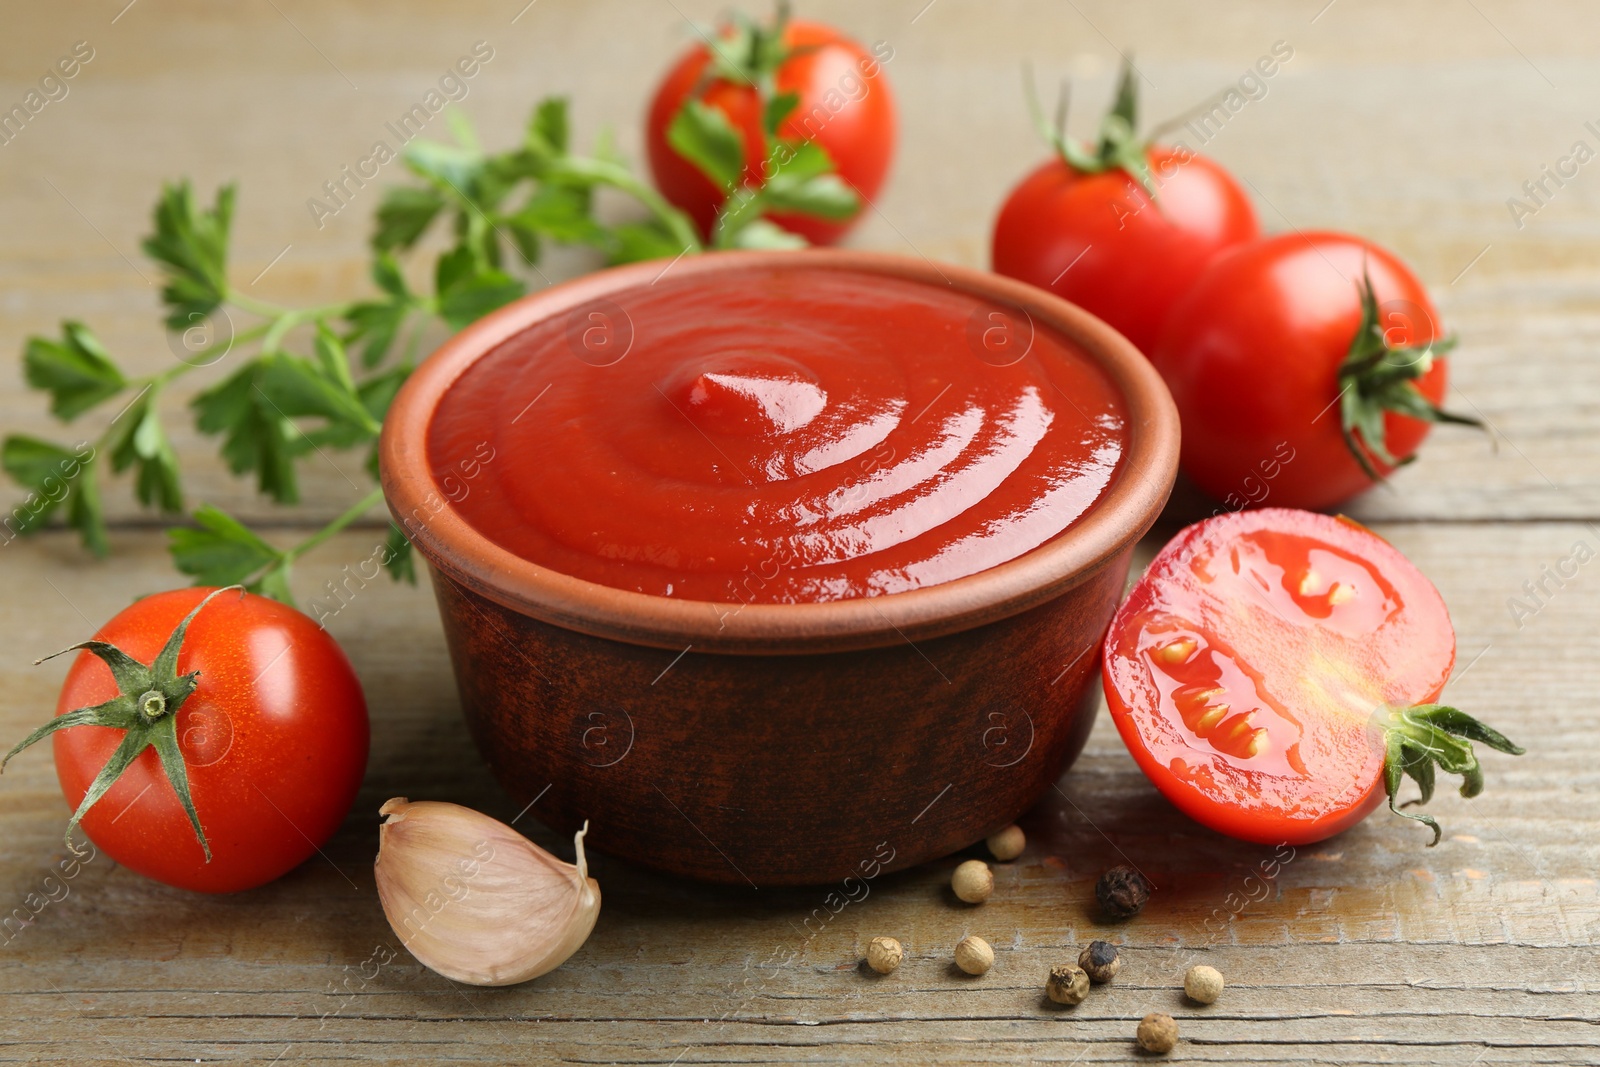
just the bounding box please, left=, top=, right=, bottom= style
left=228, top=292, right=355, bottom=325
left=152, top=321, right=274, bottom=386
left=228, top=292, right=292, bottom=320
left=282, top=486, right=386, bottom=564
left=556, top=157, right=704, bottom=255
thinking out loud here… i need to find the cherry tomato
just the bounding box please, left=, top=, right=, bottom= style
left=1151, top=231, right=1465, bottom=511
left=646, top=18, right=895, bottom=245
left=46, top=588, right=368, bottom=893
left=1103, top=509, right=1519, bottom=846
left=992, top=145, right=1259, bottom=356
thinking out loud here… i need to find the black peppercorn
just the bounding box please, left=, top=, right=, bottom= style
left=1078, top=939, right=1122, bottom=982
left=1095, top=864, right=1151, bottom=919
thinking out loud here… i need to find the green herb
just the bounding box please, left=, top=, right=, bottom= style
left=662, top=3, right=861, bottom=248
left=4, top=90, right=820, bottom=601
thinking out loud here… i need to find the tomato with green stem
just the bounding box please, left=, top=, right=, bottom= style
left=992, top=60, right=1260, bottom=356
left=646, top=5, right=895, bottom=246
left=1102, top=508, right=1522, bottom=846
left=1151, top=231, right=1484, bottom=511
left=2, top=586, right=369, bottom=893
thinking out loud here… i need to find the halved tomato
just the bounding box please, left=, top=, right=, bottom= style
left=1102, top=508, right=1521, bottom=846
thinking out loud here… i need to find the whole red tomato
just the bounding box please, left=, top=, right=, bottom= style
left=993, top=147, right=1258, bottom=356
left=646, top=16, right=895, bottom=245
left=1103, top=508, right=1521, bottom=846
left=991, top=63, right=1258, bottom=355
left=33, top=587, right=368, bottom=893
left=1151, top=232, right=1477, bottom=511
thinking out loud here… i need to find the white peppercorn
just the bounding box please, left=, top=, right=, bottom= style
left=986, top=824, right=1025, bottom=861
left=1185, top=963, right=1224, bottom=1004
left=951, top=859, right=994, bottom=904
left=865, top=936, right=903, bottom=975
left=1137, top=1012, right=1178, bottom=1054
left=954, top=935, right=993, bottom=975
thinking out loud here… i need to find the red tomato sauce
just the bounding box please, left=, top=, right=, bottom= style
left=428, top=266, right=1128, bottom=603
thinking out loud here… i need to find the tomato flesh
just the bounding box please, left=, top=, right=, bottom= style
left=50, top=588, right=369, bottom=893
left=1103, top=509, right=1455, bottom=845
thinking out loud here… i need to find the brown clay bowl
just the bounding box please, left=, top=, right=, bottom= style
left=380, top=249, right=1178, bottom=886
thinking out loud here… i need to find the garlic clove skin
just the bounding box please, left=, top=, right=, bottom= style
left=375, top=798, right=601, bottom=987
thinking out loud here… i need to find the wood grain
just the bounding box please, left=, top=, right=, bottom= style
left=1, top=523, right=1595, bottom=1065
left=2, top=1, right=1597, bottom=1063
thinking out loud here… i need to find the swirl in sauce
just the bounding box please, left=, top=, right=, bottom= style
left=427, top=267, right=1127, bottom=603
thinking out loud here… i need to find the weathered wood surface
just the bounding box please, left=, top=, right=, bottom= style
left=2, top=1, right=1598, bottom=1064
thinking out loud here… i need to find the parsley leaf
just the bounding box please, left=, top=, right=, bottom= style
left=167, top=503, right=283, bottom=586
left=383, top=522, right=416, bottom=584
left=608, top=220, right=689, bottom=264
left=530, top=96, right=570, bottom=156
left=434, top=247, right=524, bottom=330
left=667, top=100, right=746, bottom=191
left=142, top=181, right=235, bottom=332
left=372, top=185, right=445, bottom=253
left=105, top=388, right=183, bottom=514
left=344, top=254, right=415, bottom=367
left=23, top=322, right=126, bottom=420
left=1, top=435, right=106, bottom=556
left=191, top=363, right=300, bottom=504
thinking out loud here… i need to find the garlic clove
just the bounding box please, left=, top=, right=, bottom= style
left=375, top=798, right=601, bottom=986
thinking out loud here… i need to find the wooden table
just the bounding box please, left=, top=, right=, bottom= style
left=3, top=2, right=1597, bottom=1062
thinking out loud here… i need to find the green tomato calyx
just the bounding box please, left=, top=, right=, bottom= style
left=1380, top=702, right=1524, bottom=846
left=1026, top=55, right=1159, bottom=199
left=1, top=585, right=244, bottom=861
left=1337, top=268, right=1486, bottom=482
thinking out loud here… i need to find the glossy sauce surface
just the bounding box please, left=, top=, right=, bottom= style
left=429, top=267, right=1127, bottom=603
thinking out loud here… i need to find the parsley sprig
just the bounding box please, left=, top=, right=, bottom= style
left=2, top=97, right=747, bottom=604
left=663, top=3, right=861, bottom=248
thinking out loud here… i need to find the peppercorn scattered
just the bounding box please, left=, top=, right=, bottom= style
left=1136, top=1012, right=1178, bottom=1054
left=1078, top=940, right=1121, bottom=983
left=1095, top=864, right=1151, bottom=919
left=1045, top=964, right=1089, bottom=1005
left=1185, top=963, right=1224, bottom=1004
left=954, top=935, right=993, bottom=975
left=952, top=859, right=994, bottom=904
left=865, top=936, right=903, bottom=975
left=986, top=824, right=1026, bottom=861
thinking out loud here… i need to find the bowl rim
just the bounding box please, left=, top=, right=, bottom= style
left=380, top=248, right=1178, bottom=654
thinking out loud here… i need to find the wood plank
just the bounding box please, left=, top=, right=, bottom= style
left=1, top=0, right=1598, bottom=530
left=0, top=523, right=1594, bottom=1063
left=3, top=1, right=1598, bottom=1062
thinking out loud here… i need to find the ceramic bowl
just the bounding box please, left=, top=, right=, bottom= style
left=380, top=250, right=1178, bottom=885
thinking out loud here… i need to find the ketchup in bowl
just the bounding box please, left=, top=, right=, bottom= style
left=428, top=265, right=1128, bottom=604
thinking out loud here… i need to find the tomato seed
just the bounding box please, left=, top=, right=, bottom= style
left=1155, top=637, right=1196, bottom=664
